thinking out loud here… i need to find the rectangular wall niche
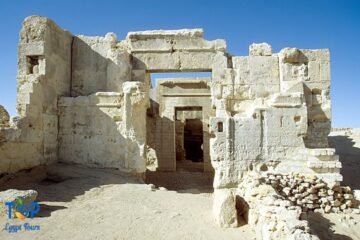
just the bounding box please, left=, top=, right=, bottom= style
left=26, top=55, right=41, bottom=74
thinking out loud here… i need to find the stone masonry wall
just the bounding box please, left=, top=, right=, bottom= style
left=0, top=16, right=72, bottom=173
left=0, top=16, right=348, bottom=236
left=0, top=17, right=339, bottom=193
left=58, top=83, right=148, bottom=173
left=71, top=34, right=131, bottom=96
left=209, top=43, right=339, bottom=190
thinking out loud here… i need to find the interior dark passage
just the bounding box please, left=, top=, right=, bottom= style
left=184, top=119, right=203, bottom=162
left=174, top=107, right=204, bottom=172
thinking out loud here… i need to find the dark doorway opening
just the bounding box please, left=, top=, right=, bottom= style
left=184, top=119, right=203, bottom=162
left=175, top=107, right=204, bottom=172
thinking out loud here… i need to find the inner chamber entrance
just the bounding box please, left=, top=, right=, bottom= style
left=175, top=107, right=204, bottom=172
left=146, top=72, right=214, bottom=173
left=145, top=73, right=214, bottom=191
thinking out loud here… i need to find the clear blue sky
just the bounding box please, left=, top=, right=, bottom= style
left=0, top=0, right=359, bottom=127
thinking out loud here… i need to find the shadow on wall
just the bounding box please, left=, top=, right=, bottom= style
left=71, top=36, right=129, bottom=96
left=303, top=84, right=331, bottom=149
left=59, top=37, right=145, bottom=171
left=329, top=134, right=360, bottom=190
left=146, top=99, right=159, bottom=169
left=146, top=78, right=213, bottom=173
left=306, top=212, right=353, bottom=240
left=146, top=99, right=215, bottom=194
left=146, top=98, right=180, bottom=171
left=58, top=96, right=133, bottom=170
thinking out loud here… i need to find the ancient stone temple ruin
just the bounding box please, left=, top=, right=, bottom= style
left=0, top=16, right=347, bottom=236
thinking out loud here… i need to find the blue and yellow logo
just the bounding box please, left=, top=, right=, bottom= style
left=5, top=197, right=40, bottom=219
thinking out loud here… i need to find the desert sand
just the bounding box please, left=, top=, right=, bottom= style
left=0, top=165, right=255, bottom=240
left=0, top=128, right=359, bottom=240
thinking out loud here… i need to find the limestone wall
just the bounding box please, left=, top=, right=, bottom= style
left=302, top=50, right=332, bottom=148
left=71, top=34, right=131, bottom=96
left=209, top=44, right=339, bottom=188
left=127, top=29, right=229, bottom=74
left=0, top=17, right=339, bottom=188
left=58, top=93, right=125, bottom=168
left=0, top=16, right=72, bottom=173
left=58, top=83, right=148, bottom=173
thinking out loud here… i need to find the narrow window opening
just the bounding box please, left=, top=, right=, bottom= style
left=217, top=122, right=223, bottom=132
left=27, top=56, right=40, bottom=74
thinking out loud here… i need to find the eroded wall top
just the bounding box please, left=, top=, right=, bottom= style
left=1, top=16, right=335, bottom=183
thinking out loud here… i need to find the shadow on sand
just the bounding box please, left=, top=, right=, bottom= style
left=0, top=163, right=143, bottom=217
left=306, top=212, right=353, bottom=240
left=145, top=170, right=214, bottom=194
left=329, top=134, right=360, bottom=189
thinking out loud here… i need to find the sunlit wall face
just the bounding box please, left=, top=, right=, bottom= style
left=150, top=72, right=212, bottom=89
left=0, top=1, right=359, bottom=127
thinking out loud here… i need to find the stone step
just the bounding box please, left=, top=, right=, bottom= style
left=307, top=160, right=342, bottom=169
left=315, top=173, right=343, bottom=185
left=299, top=148, right=338, bottom=161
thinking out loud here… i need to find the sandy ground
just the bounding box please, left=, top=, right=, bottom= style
left=306, top=211, right=360, bottom=240
left=0, top=164, right=255, bottom=240
left=0, top=128, right=359, bottom=240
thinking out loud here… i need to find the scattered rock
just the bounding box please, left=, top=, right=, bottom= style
left=344, top=193, right=354, bottom=200
left=353, top=189, right=360, bottom=201
left=264, top=173, right=356, bottom=213
left=148, top=184, right=156, bottom=191
left=324, top=205, right=332, bottom=213
left=353, top=209, right=360, bottom=214
left=213, top=189, right=238, bottom=228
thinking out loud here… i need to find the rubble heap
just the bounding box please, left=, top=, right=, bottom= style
left=237, top=173, right=320, bottom=240
left=265, top=173, right=356, bottom=214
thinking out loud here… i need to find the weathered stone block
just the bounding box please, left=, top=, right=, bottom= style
left=249, top=42, right=272, bottom=56
left=213, top=189, right=238, bottom=227
left=279, top=48, right=307, bottom=63
left=178, top=51, right=228, bottom=71
left=132, top=52, right=180, bottom=71
left=126, top=28, right=204, bottom=41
